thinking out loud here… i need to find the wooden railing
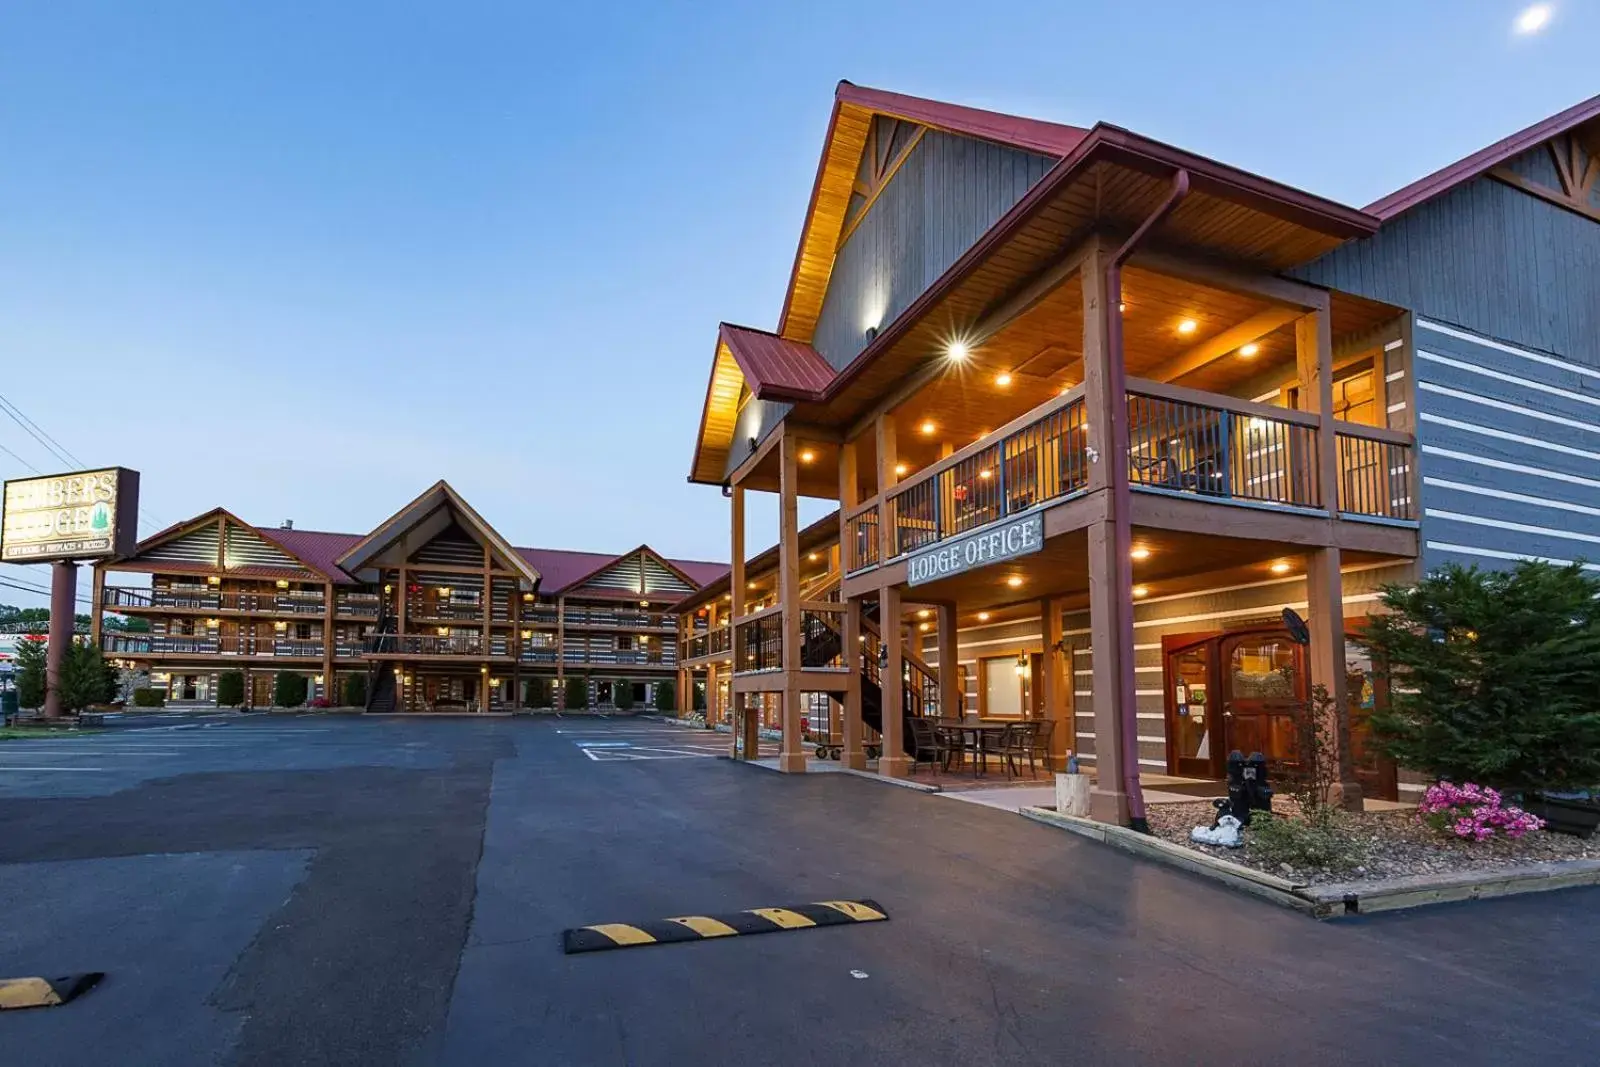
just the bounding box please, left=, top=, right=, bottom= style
left=363, top=634, right=487, bottom=656
left=839, top=382, right=1415, bottom=574
left=685, top=624, right=731, bottom=661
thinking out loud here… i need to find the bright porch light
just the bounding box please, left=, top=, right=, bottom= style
left=1006, top=575, right=1023, bottom=588
left=995, top=372, right=1013, bottom=387
left=977, top=611, right=991, bottom=622
left=1239, top=342, right=1260, bottom=358
left=1270, top=560, right=1292, bottom=575
left=1130, top=546, right=1151, bottom=561
left=895, top=463, right=909, bottom=476
left=946, top=339, right=972, bottom=362
left=1177, top=319, right=1198, bottom=335
left=1132, top=585, right=1150, bottom=598
left=799, top=448, right=816, bottom=463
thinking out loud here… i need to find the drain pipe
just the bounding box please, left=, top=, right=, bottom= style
left=1106, top=169, right=1190, bottom=833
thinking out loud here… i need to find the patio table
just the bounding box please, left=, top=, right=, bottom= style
left=946, top=722, right=1013, bottom=778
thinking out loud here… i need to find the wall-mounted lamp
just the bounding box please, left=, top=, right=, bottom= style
left=206, top=576, right=221, bottom=585
left=721, top=479, right=732, bottom=499
left=877, top=644, right=888, bottom=670
left=865, top=325, right=879, bottom=342
left=1014, top=652, right=1029, bottom=678
left=276, top=579, right=290, bottom=590
left=274, top=621, right=288, bottom=631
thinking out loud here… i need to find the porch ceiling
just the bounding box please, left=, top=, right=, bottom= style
left=900, top=524, right=1403, bottom=620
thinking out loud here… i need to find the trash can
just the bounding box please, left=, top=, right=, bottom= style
left=1, top=689, right=18, bottom=721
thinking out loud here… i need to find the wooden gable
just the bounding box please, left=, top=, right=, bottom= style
left=221, top=519, right=303, bottom=571
left=141, top=518, right=223, bottom=566
left=838, top=116, right=925, bottom=247
left=573, top=550, right=696, bottom=598
left=408, top=522, right=488, bottom=568
left=1491, top=128, right=1600, bottom=224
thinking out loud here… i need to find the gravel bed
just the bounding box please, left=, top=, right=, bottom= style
left=1145, top=800, right=1600, bottom=885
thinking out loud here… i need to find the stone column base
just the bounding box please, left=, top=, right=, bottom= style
left=879, top=755, right=911, bottom=779
left=778, top=751, right=807, bottom=773
left=1090, top=787, right=1131, bottom=825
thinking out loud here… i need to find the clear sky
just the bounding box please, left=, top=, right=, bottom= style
left=1, top=1, right=1595, bottom=605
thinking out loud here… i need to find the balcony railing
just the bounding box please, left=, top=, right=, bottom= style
left=99, top=634, right=327, bottom=658
left=843, top=382, right=1415, bottom=574
left=1337, top=429, right=1413, bottom=522
left=561, top=609, right=678, bottom=629
left=102, top=588, right=329, bottom=614
left=732, top=605, right=846, bottom=674
left=272, top=640, right=325, bottom=658
left=685, top=625, right=731, bottom=661
left=520, top=648, right=559, bottom=664
left=407, top=602, right=484, bottom=622
left=561, top=649, right=676, bottom=666
left=363, top=634, right=488, bottom=656
left=735, top=609, right=783, bottom=674
left=335, top=595, right=381, bottom=618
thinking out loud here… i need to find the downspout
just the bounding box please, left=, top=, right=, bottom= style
left=1106, top=169, right=1190, bottom=833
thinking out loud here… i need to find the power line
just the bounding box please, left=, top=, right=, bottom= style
left=0, top=391, right=79, bottom=469
left=0, top=577, right=94, bottom=606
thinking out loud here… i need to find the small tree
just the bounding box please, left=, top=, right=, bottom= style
left=216, top=670, right=245, bottom=708
left=563, top=675, right=588, bottom=711
left=1283, top=681, right=1346, bottom=816
left=15, top=636, right=46, bottom=709
left=343, top=673, right=367, bottom=708
left=58, top=642, right=113, bottom=713
left=654, top=679, right=676, bottom=714
left=525, top=677, right=552, bottom=708
left=273, top=671, right=309, bottom=708
left=132, top=686, right=165, bottom=708
left=1358, top=561, right=1600, bottom=793
left=613, top=678, right=635, bottom=711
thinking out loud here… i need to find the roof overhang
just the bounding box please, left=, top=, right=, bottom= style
left=111, top=507, right=341, bottom=582
left=335, top=481, right=541, bottom=589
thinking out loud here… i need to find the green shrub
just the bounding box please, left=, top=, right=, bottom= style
left=1358, top=561, right=1600, bottom=792
left=1247, top=810, right=1368, bottom=874
left=273, top=671, right=309, bottom=708
left=614, top=678, right=635, bottom=711
left=132, top=686, right=165, bottom=708
left=217, top=670, right=245, bottom=708
left=15, top=636, right=45, bottom=709
left=343, top=673, right=367, bottom=708
left=563, top=675, right=588, bottom=711
left=654, top=680, right=676, bottom=713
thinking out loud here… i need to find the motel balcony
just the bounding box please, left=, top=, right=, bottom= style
left=100, top=634, right=326, bottom=660
left=841, top=382, right=1414, bottom=578
left=102, top=587, right=330, bottom=616
left=683, top=624, right=732, bottom=663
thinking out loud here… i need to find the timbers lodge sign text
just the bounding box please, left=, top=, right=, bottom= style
left=905, top=513, right=1043, bottom=586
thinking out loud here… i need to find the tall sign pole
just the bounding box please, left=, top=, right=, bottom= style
left=1, top=468, right=140, bottom=719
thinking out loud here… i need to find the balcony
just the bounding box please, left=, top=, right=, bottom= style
left=406, top=602, right=485, bottom=624
left=684, top=625, right=732, bottom=661
left=561, top=609, right=679, bottom=630
left=364, top=634, right=495, bottom=657
left=101, top=587, right=328, bottom=615
left=335, top=593, right=381, bottom=618
left=844, top=382, right=1415, bottom=573
left=561, top=649, right=676, bottom=667
left=100, top=634, right=324, bottom=659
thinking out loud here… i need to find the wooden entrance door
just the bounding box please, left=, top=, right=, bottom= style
left=1219, top=632, right=1304, bottom=765
left=1164, top=638, right=1220, bottom=778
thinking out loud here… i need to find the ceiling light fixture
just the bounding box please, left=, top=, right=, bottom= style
left=1239, top=342, right=1260, bottom=358
left=1006, top=575, right=1023, bottom=589
left=1130, top=546, right=1151, bottom=561
left=995, top=372, right=1012, bottom=387
left=977, top=611, right=991, bottom=622
left=917, top=609, right=930, bottom=618
left=1132, top=585, right=1150, bottom=598
left=1178, top=319, right=1198, bottom=335
left=799, top=449, right=816, bottom=463
left=947, top=339, right=971, bottom=362
left=1270, top=560, right=1292, bottom=575
left=895, top=462, right=909, bottom=477
left=919, top=420, right=936, bottom=436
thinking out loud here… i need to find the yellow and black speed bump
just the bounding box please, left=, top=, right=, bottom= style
left=0, top=973, right=104, bottom=1011
left=563, top=899, right=887, bottom=954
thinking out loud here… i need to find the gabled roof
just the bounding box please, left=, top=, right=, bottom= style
left=1365, top=91, right=1600, bottom=220
left=119, top=507, right=352, bottom=583
left=720, top=324, right=835, bottom=401
left=776, top=81, right=1091, bottom=345
left=335, top=480, right=541, bottom=588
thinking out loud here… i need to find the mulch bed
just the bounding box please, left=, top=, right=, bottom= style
left=1146, top=800, right=1600, bottom=885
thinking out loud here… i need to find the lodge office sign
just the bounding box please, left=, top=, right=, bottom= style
left=1, top=467, right=140, bottom=563
left=905, top=513, right=1043, bottom=587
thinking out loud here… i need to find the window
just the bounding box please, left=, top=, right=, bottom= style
left=294, top=622, right=313, bottom=641
left=616, top=635, right=633, bottom=651
left=980, top=655, right=1026, bottom=719
left=1332, top=364, right=1378, bottom=426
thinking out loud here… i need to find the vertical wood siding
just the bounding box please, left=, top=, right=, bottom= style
left=810, top=131, right=1056, bottom=371
left=1293, top=146, right=1600, bottom=369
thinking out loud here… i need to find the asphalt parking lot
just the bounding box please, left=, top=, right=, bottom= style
left=2, top=714, right=1598, bottom=1066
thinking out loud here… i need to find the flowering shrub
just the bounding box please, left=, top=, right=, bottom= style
left=1418, top=782, right=1544, bottom=841
left=308, top=696, right=334, bottom=709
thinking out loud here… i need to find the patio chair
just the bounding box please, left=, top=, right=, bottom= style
left=997, top=722, right=1040, bottom=779
left=1031, top=719, right=1055, bottom=773
left=907, top=717, right=950, bottom=776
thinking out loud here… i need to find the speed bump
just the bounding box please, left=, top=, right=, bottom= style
left=563, top=899, right=887, bottom=954
left=0, top=973, right=103, bottom=1011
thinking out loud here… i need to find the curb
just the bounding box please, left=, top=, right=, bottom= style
left=1018, top=806, right=1600, bottom=919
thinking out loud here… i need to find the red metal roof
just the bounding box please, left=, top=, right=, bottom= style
left=1365, top=91, right=1600, bottom=220
left=262, top=528, right=363, bottom=583
left=835, top=82, right=1090, bottom=157
left=515, top=546, right=727, bottom=595
left=720, top=323, right=835, bottom=402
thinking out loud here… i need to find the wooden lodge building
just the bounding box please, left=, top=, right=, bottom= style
left=93, top=482, right=726, bottom=712
left=676, top=82, right=1600, bottom=826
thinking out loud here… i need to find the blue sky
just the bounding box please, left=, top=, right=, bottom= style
left=1, top=1, right=1595, bottom=604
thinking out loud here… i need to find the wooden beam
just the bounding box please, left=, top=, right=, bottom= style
left=1306, top=546, right=1361, bottom=810
left=778, top=433, right=806, bottom=772
left=1130, top=247, right=1330, bottom=310
left=875, top=413, right=898, bottom=565
left=1296, top=309, right=1340, bottom=516
left=1490, top=164, right=1600, bottom=225
left=1145, top=307, right=1302, bottom=382
left=969, top=232, right=1102, bottom=348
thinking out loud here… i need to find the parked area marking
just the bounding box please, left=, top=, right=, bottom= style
left=559, top=725, right=735, bottom=762
left=563, top=900, right=888, bottom=954
left=0, top=973, right=103, bottom=1011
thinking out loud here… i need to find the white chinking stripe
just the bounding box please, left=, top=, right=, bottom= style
left=1418, top=382, right=1600, bottom=438
left=1419, top=319, right=1600, bottom=384
left=1424, top=508, right=1600, bottom=547
left=1425, top=477, right=1600, bottom=519
left=1433, top=537, right=1600, bottom=572
left=1417, top=349, right=1600, bottom=413
left=1422, top=444, right=1600, bottom=491
left=1420, top=411, right=1600, bottom=463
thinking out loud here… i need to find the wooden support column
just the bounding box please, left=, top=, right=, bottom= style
left=936, top=603, right=959, bottom=720
left=89, top=565, right=105, bottom=651
left=778, top=433, right=805, bottom=772
left=321, top=580, right=335, bottom=704
left=555, top=594, right=566, bottom=688
left=1041, top=597, right=1069, bottom=769
left=1306, top=547, right=1362, bottom=810
left=838, top=435, right=866, bottom=768
left=705, top=659, right=719, bottom=728
left=1295, top=303, right=1340, bottom=514
left=398, top=565, right=409, bottom=635
left=729, top=482, right=746, bottom=757
left=879, top=584, right=909, bottom=777
left=875, top=413, right=898, bottom=562
left=1082, top=243, right=1136, bottom=824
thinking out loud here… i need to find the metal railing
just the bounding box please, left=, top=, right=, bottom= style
left=735, top=612, right=783, bottom=674
left=272, top=640, right=324, bottom=658
left=561, top=609, right=678, bottom=629
left=406, top=601, right=484, bottom=622
left=1126, top=388, right=1320, bottom=509
left=362, top=634, right=487, bottom=656
left=685, top=625, right=731, bottom=661
left=799, top=609, right=846, bottom=670
left=844, top=504, right=880, bottom=573
left=881, top=393, right=1089, bottom=560
left=107, top=588, right=335, bottom=615
left=1337, top=430, right=1415, bottom=521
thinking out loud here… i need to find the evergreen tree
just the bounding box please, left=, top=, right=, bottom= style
left=343, top=673, right=367, bottom=708
left=217, top=670, right=245, bottom=708
left=58, top=642, right=112, bottom=713
left=273, top=671, right=309, bottom=708
left=654, top=680, right=676, bottom=713
left=1358, top=561, right=1600, bottom=792
left=563, top=675, right=588, bottom=711
left=614, top=678, right=635, bottom=711
left=15, top=636, right=46, bottom=709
